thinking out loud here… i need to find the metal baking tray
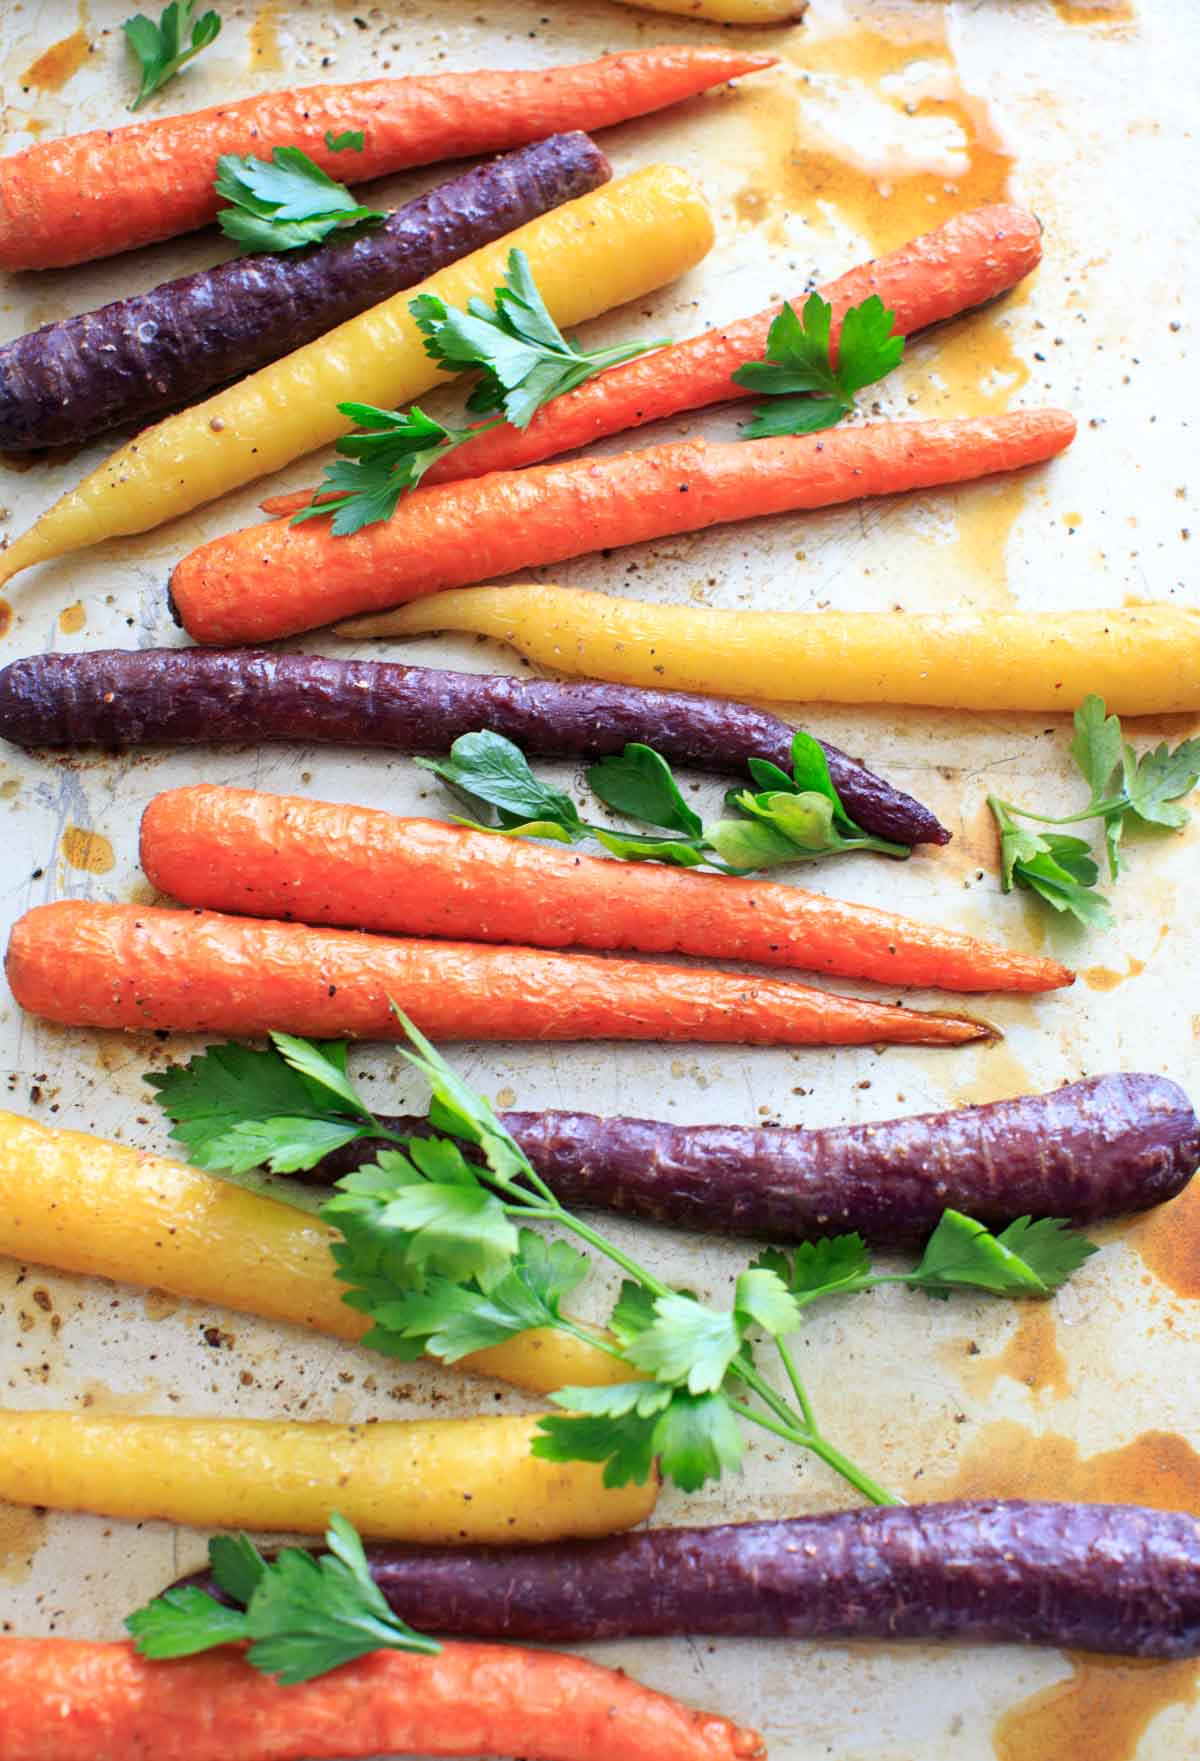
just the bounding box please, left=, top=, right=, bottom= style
left=0, top=0, right=1195, bottom=1755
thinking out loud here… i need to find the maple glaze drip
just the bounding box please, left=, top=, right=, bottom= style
left=19, top=30, right=89, bottom=94
left=60, top=826, right=115, bottom=876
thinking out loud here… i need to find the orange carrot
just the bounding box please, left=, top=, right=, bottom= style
left=141, top=785, right=1073, bottom=995
left=173, top=412, right=1076, bottom=645
left=0, top=48, right=772, bottom=272
left=0, top=1637, right=764, bottom=1761
left=6, top=901, right=992, bottom=1048
left=264, top=202, right=1044, bottom=512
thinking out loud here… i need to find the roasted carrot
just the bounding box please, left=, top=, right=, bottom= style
left=0, top=1107, right=627, bottom=1396
left=264, top=202, right=1044, bottom=508
left=6, top=901, right=992, bottom=1048
left=0, top=166, right=712, bottom=590
left=0, top=46, right=770, bottom=272
left=172, top=413, right=1076, bottom=645
left=140, top=786, right=1072, bottom=994
left=0, top=1409, right=654, bottom=1542
left=354, top=585, right=1200, bottom=718
left=0, top=1637, right=763, bottom=1761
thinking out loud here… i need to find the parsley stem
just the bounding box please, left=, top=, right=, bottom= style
left=721, top=1395, right=900, bottom=1505
left=802, top=1434, right=902, bottom=1507
left=988, top=793, right=1127, bottom=829
left=773, top=1338, right=816, bottom=1432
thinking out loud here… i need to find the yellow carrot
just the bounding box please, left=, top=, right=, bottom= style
left=0, top=166, right=712, bottom=589
left=344, top=584, right=1200, bottom=717
left=0, top=1108, right=625, bottom=1395
left=0, top=1409, right=656, bottom=1540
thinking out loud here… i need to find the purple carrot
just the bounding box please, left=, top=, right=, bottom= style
left=0, top=133, right=609, bottom=452
left=308, top=1074, right=1199, bottom=1246
left=178, top=1501, right=1200, bottom=1659
left=0, top=647, right=947, bottom=847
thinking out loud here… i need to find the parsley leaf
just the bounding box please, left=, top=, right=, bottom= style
left=534, top=1385, right=742, bottom=1492
left=989, top=695, right=1200, bottom=928
left=125, top=1584, right=249, bottom=1658
left=323, top=1143, right=519, bottom=1291
left=123, top=2, right=221, bottom=110
left=1123, top=737, right=1200, bottom=829
left=623, top=1292, right=743, bottom=1394
left=910, top=1209, right=1096, bottom=1297
left=128, top=1513, right=439, bottom=1683
left=325, top=128, right=365, bottom=152
left=734, top=1266, right=804, bottom=1336
left=763, top=1234, right=873, bottom=1301
left=587, top=744, right=704, bottom=838
left=290, top=405, right=491, bottom=537
left=609, top=1279, right=658, bottom=1346
left=414, top=249, right=667, bottom=431
left=1070, top=693, right=1123, bottom=806
left=733, top=293, right=903, bottom=438
left=415, top=730, right=583, bottom=830
left=422, top=728, right=906, bottom=873
left=532, top=1407, right=660, bottom=1488
left=355, top=1229, right=588, bottom=1363
left=215, top=147, right=385, bottom=253
left=145, top=1037, right=376, bottom=1174
left=993, top=1216, right=1100, bottom=1289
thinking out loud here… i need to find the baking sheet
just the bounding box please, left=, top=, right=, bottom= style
left=0, top=0, right=1197, bottom=1756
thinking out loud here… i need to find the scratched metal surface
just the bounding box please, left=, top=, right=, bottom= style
left=0, top=0, right=1197, bottom=1756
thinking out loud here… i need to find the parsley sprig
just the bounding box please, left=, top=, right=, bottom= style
left=416, top=727, right=908, bottom=871
left=127, top=1512, right=439, bottom=1683
left=215, top=145, right=385, bottom=254
left=148, top=1022, right=1097, bottom=1507
left=291, top=249, right=666, bottom=535
left=123, top=2, right=221, bottom=110
left=989, top=695, right=1200, bottom=928
left=412, top=250, right=666, bottom=430
left=732, top=293, right=904, bottom=437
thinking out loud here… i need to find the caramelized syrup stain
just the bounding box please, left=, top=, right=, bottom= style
left=57, top=601, right=86, bottom=636
left=993, top=1654, right=1196, bottom=1761
left=920, top=1418, right=1200, bottom=1508
left=249, top=1, right=285, bottom=73
left=19, top=30, right=89, bottom=94
left=1052, top=0, right=1137, bottom=25
left=0, top=1502, right=46, bottom=1583
left=739, top=16, right=1013, bottom=257
left=947, top=1304, right=1071, bottom=1402
left=0, top=601, right=11, bottom=640
left=60, top=825, right=114, bottom=875
left=1127, top=1181, right=1200, bottom=1300
left=1081, top=956, right=1145, bottom=992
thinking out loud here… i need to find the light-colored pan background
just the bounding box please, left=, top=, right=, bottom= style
left=0, top=0, right=1196, bottom=1756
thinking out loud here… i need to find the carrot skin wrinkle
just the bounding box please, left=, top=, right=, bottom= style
left=138, top=787, right=1071, bottom=993
left=6, top=900, right=992, bottom=1048
left=306, top=1073, right=1200, bottom=1245
left=0, top=47, right=773, bottom=271
left=0, top=648, right=948, bottom=848
left=0, top=1637, right=764, bottom=1761
left=188, top=1501, right=1200, bottom=1659
left=171, top=414, right=1078, bottom=646
left=0, top=135, right=610, bottom=452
